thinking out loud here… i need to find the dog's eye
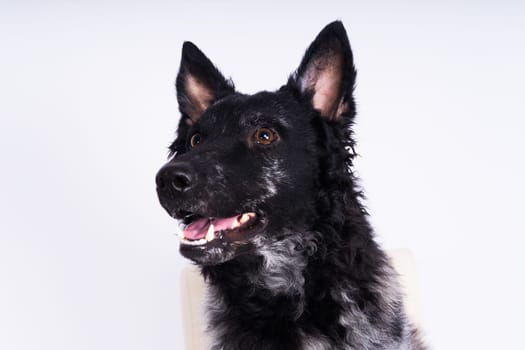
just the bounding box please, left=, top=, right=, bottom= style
left=254, top=128, right=276, bottom=145
left=190, top=133, right=201, bottom=148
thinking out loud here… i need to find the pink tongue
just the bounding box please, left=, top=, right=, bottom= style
left=183, top=216, right=239, bottom=240
left=183, top=218, right=210, bottom=240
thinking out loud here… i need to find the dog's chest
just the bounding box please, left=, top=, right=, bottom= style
left=205, top=286, right=408, bottom=350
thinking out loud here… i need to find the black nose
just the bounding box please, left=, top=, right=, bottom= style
left=156, top=162, right=194, bottom=193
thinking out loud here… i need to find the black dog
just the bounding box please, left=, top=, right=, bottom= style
left=156, top=21, right=425, bottom=350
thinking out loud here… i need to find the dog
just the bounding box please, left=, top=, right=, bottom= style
left=156, top=21, right=426, bottom=350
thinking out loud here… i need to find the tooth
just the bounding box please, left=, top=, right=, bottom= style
left=206, top=223, right=215, bottom=241
left=239, top=213, right=252, bottom=225
left=176, top=222, right=185, bottom=238
left=181, top=237, right=207, bottom=246
left=232, top=217, right=241, bottom=229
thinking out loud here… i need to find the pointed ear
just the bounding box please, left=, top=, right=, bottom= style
left=176, top=42, right=235, bottom=125
left=288, top=21, right=356, bottom=121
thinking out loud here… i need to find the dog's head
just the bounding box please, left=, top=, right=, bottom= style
left=156, top=21, right=356, bottom=265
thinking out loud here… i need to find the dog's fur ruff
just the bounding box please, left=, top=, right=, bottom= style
left=156, top=21, right=426, bottom=350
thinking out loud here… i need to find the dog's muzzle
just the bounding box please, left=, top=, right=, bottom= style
left=155, top=159, right=267, bottom=265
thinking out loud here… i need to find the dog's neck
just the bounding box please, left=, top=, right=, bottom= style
left=200, top=232, right=319, bottom=349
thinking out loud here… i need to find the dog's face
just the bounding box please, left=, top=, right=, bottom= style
left=156, top=22, right=356, bottom=265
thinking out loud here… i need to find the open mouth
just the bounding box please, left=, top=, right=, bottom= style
left=177, top=212, right=262, bottom=246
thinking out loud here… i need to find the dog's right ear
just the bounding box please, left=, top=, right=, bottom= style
left=176, top=42, right=235, bottom=125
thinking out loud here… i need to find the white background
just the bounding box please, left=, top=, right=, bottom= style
left=1, top=1, right=524, bottom=349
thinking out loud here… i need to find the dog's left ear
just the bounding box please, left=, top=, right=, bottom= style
left=176, top=42, right=235, bottom=125
left=288, top=21, right=356, bottom=121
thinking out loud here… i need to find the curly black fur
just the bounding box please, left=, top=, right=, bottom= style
left=156, top=21, right=426, bottom=350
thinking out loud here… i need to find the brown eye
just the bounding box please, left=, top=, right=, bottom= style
left=254, top=128, right=276, bottom=145
left=190, top=133, right=201, bottom=148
